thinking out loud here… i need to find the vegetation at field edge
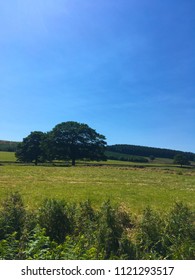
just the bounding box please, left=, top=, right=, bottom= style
left=0, top=193, right=194, bottom=260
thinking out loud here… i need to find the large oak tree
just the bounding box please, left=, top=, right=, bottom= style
left=47, top=121, right=107, bottom=166
left=15, top=131, right=46, bottom=165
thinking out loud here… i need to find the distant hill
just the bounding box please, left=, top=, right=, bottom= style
left=1, top=140, right=195, bottom=162
left=0, top=140, right=20, bottom=152
left=107, top=144, right=195, bottom=161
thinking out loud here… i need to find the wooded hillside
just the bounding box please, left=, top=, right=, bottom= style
left=0, top=140, right=19, bottom=152
left=107, top=144, right=195, bottom=160
left=1, top=140, right=195, bottom=161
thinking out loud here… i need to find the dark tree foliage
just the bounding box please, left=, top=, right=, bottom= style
left=173, top=154, right=190, bottom=167
left=0, top=141, right=19, bottom=152
left=47, top=121, right=107, bottom=166
left=107, top=144, right=195, bottom=160
left=15, top=131, right=47, bottom=165
left=106, top=151, right=148, bottom=163
left=14, top=122, right=106, bottom=166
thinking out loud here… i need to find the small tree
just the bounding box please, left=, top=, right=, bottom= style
left=49, top=121, right=107, bottom=166
left=173, top=154, right=190, bottom=168
left=15, top=131, right=46, bottom=165
left=149, top=155, right=155, bottom=161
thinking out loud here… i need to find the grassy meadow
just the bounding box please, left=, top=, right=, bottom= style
left=0, top=151, right=16, bottom=162
left=0, top=151, right=195, bottom=214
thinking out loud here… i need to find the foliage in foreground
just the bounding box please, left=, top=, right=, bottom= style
left=0, top=193, right=194, bottom=260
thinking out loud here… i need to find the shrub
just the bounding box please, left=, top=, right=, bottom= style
left=96, top=201, right=124, bottom=258
left=38, top=199, right=71, bottom=243
left=0, top=232, right=19, bottom=259
left=163, top=202, right=195, bottom=259
left=0, top=193, right=194, bottom=260
left=19, top=225, right=60, bottom=260
left=74, top=200, right=97, bottom=235
left=135, top=203, right=195, bottom=260
left=0, top=192, right=26, bottom=240
left=135, top=207, right=165, bottom=259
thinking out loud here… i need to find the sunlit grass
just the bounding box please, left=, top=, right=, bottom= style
left=0, top=164, right=194, bottom=214
left=0, top=151, right=16, bottom=162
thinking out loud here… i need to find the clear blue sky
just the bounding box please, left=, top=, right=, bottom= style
left=0, top=0, right=195, bottom=152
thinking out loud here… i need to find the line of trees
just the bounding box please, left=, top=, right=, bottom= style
left=15, top=121, right=107, bottom=166
left=0, top=141, right=19, bottom=152
left=105, top=151, right=149, bottom=163
left=107, top=144, right=195, bottom=161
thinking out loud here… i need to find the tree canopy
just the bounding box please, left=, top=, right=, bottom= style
left=15, top=131, right=46, bottom=165
left=15, top=121, right=107, bottom=166
left=48, top=121, right=107, bottom=165
left=173, top=154, right=190, bottom=167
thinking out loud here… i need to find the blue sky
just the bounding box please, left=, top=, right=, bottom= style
left=0, top=0, right=195, bottom=152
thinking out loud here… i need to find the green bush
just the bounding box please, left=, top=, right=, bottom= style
left=74, top=200, right=97, bottom=235
left=38, top=199, right=72, bottom=243
left=0, top=193, right=194, bottom=260
left=0, top=232, right=19, bottom=259
left=163, top=202, right=195, bottom=259
left=135, top=207, right=165, bottom=259
left=135, top=203, right=195, bottom=260
left=96, top=200, right=127, bottom=258
left=0, top=192, right=26, bottom=240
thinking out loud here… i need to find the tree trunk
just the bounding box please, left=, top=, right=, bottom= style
left=72, top=158, right=76, bottom=166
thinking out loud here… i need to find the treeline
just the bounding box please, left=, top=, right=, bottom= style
left=0, top=193, right=194, bottom=260
left=105, top=151, right=149, bottom=163
left=1, top=138, right=195, bottom=163
left=0, top=140, right=19, bottom=152
left=107, top=144, right=195, bottom=161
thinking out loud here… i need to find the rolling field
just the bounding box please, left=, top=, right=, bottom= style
left=0, top=151, right=16, bottom=162
left=0, top=160, right=195, bottom=214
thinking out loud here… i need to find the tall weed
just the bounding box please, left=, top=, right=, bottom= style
left=0, top=193, right=194, bottom=260
left=38, top=199, right=71, bottom=243
left=0, top=192, right=26, bottom=240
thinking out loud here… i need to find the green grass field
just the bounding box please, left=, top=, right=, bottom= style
left=0, top=154, right=195, bottom=213
left=1, top=151, right=195, bottom=260
left=0, top=151, right=16, bottom=162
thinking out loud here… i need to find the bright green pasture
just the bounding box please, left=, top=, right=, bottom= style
left=0, top=151, right=16, bottom=162
left=0, top=164, right=195, bottom=214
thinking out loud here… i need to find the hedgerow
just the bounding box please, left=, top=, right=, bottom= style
left=0, top=193, right=194, bottom=260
